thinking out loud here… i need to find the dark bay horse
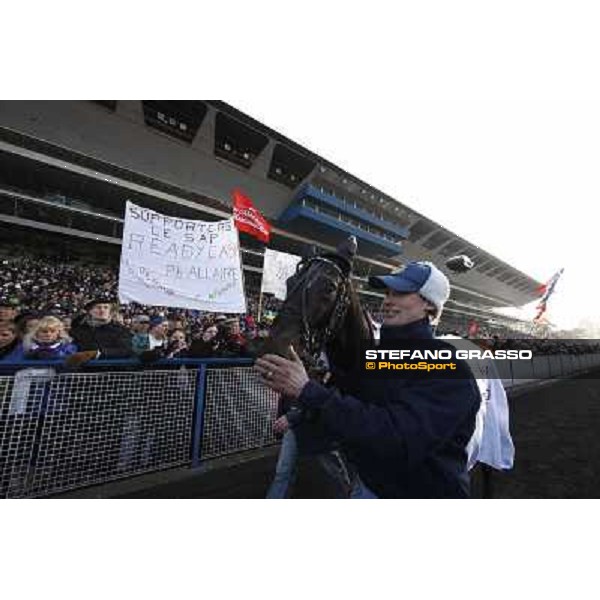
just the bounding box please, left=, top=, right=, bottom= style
left=256, top=236, right=377, bottom=497
left=260, top=236, right=375, bottom=389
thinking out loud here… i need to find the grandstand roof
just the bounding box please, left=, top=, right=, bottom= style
left=0, top=100, right=542, bottom=310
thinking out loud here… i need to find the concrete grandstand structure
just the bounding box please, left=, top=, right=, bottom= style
left=0, top=100, right=542, bottom=333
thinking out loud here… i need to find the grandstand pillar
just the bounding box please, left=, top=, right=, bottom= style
left=248, top=138, right=276, bottom=178
left=296, top=163, right=319, bottom=189
left=116, top=101, right=144, bottom=124
left=191, top=105, right=217, bottom=153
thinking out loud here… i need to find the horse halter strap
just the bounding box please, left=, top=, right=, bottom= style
left=299, top=256, right=351, bottom=363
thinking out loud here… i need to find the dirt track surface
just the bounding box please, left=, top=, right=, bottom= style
left=487, top=375, right=600, bottom=498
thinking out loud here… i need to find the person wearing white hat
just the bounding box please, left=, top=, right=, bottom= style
left=368, top=260, right=450, bottom=327
left=256, top=260, right=481, bottom=498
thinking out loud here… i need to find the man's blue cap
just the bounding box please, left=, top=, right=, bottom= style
left=369, top=261, right=450, bottom=317
left=149, top=316, right=166, bottom=328
left=369, top=262, right=432, bottom=293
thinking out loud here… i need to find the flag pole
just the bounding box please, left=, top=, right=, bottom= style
left=232, top=226, right=248, bottom=318
left=257, top=290, right=264, bottom=324
left=257, top=247, right=266, bottom=324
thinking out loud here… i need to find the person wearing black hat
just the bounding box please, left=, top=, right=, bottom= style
left=68, top=298, right=133, bottom=363
left=256, top=261, right=481, bottom=498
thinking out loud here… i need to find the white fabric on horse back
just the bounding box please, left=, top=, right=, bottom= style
left=437, top=335, right=515, bottom=471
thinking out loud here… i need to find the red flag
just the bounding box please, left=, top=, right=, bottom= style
left=232, top=189, right=271, bottom=243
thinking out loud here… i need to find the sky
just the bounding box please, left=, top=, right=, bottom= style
left=6, top=3, right=598, bottom=330
left=229, top=5, right=599, bottom=330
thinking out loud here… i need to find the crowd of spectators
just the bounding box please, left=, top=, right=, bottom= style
left=0, top=291, right=272, bottom=364
left=1, top=251, right=597, bottom=365
left=490, top=337, right=600, bottom=355
left=0, top=253, right=284, bottom=365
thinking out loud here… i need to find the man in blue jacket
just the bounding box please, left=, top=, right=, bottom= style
left=256, top=261, right=481, bottom=498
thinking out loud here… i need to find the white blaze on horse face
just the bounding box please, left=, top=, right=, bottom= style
left=381, top=290, right=431, bottom=326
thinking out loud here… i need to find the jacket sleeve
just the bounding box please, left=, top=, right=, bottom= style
left=298, top=376, right=481, bottom=468
left=63, top=343, right=78, bottom=356
left=98, top=327, right=134, bottom=359
left=100, top=342, right=134, bottom=358
left=1, top=343, right=25, bottom=362
left=131, top=334, right=149, bottom=355
left=70, top=328, right=93, bottom=352
left=285, top=405, right=305, bottom=428
left=187, top=338, right=215, bottom=358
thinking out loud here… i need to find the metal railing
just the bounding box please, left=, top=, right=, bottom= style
left=495, top=353, right=600, bottom=388
left=0, top=354, right=598, bottom=498
left=0, top=358, right=278, bottom=498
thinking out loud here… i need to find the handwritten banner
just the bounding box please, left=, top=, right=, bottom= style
left=260, top=248, right=302, bottom=300
left=118, top=201, right=247, bottom=313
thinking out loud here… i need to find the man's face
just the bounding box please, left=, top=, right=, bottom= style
left=150, top=323, right=168, bottom=339
left=227, top=321, right=240, bottom=336
left=134, top=321, right=149, bottom=334
left=0, top=306, right=17, bottom=321
left=202, top=326, right=218, bottom=342
left=0, top=327, right=16, bottom=348
left=90, top=303, right=112, bottom=322
left=381, top=289, right=433, bottom=327
left=170, top=331, right=186, bottom=345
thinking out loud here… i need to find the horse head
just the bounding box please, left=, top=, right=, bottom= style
left=258, top=236, right=367, bottom=367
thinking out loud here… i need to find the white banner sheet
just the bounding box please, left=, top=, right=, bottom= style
left=118, top=202, right=246, bottom=313
left=260, top=248, right=302, bottom=300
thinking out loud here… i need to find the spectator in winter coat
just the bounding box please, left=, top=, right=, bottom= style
left=219, top=319, right=248, bottom=358
left=0, top=300, right=19, bottom=324
left=69, top=298, right=133, bottom=361
left=0, top=322, right=24, bottom=362
left=187, top=324, right=221, bottom=358
left=164, top=328, right=189, bottom=358
left=23, top=316, right=78, bottom=360
left=132, top=316, right=169, bottom=356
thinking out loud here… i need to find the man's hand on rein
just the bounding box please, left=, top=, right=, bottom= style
left=255, top=346, right=309, bottom=399
left=273, top=415, right=290, bottom=435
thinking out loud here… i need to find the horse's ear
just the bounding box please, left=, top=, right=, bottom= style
left=304, top=244, right=319, bottom=258
left=336, top=236, right=357, bottom=263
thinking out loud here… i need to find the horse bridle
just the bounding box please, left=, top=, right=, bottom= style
left=287, top=256, right=352, bottom=366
